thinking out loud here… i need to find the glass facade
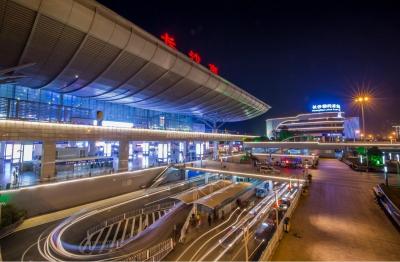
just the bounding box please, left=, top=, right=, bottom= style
left=0, top=84, right=205, bottom=132
left=0, top=84, right=225, bottom=189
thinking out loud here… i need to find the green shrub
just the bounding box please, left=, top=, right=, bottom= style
left=1, top=204, right=26, bottom=228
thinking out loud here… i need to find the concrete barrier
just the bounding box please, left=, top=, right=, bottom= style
left=0, top=167, right=164, bottom=217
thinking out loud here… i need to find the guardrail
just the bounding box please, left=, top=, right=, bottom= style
left=259, top=187, right=302, bottom=260
left=124, top=238, right=174, bottom=261
left=373, top=184, right=400, bottom=227
left=149, top=165, right=170, bottom=188
left=178, top=205, right=196, bottom=243
left=86, top=201, right=176, bottom=236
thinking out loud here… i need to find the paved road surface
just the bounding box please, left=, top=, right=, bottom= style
left=273, top=159, right=400, bottom=261
left=0, top=181, right=195, bottom=261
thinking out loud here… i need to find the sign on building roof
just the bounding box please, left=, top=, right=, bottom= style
left=311, top=103, right=341, bottom=113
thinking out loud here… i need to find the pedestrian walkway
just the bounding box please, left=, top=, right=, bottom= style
left=0, top=158, right=164, bottom=190
left=272, top=159, right=400, bottom=261
left=13, top=188, right=147, bottom=233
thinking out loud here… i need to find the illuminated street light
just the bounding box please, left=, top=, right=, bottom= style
left=389, top=132, right=396, bottom=143
left=354, top=96, right=371, bottom=139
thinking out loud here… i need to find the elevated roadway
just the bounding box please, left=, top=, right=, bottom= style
left=183, top=166, right=305, bottom=183
left=0, top=120, right=256, bottom=142
left=245, top=141, right=400, bottom=150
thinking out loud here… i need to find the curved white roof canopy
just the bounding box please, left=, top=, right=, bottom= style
left=0, top=0, right=270, bottom=122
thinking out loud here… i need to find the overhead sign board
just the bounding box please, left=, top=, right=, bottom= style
left=311, top=103, right=341, bottom=112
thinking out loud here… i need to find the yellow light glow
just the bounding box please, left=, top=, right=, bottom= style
left=354, top=95, right=371, bottom=103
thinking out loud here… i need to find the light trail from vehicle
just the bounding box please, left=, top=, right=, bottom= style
left=188, top=209, right=247, bottom=261
left=198, top=184, right=294, bottom=261
left=176, top=207, right=241, bottom=261
left=38, top=178, right=200, bottom=261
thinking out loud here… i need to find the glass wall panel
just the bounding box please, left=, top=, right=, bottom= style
left=0, top=84, right=206, bottom=132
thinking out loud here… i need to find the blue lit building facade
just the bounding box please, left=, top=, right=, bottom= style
left=0, top=84, right=204, bottom=131
left=266, top=111, right=360, bottom=141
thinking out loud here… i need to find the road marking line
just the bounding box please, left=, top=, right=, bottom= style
left=100, top=226, right=113, bottom=252
left=121, top=218, right=129, bottom=242
left=138, top=215, right=142, bottom=232
left=90, top=228, right=104, bottom=252
left=130, top=216, right=136, bottom=237
left=111, top=221, right=122, bottom=247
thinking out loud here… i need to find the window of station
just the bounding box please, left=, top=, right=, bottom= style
left=157, top=143, right=169, bottom=162
left=3, top=143, right=34, bottom=163
left=196, top=143, right=204, bottom=157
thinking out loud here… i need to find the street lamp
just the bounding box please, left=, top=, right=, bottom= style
left=354, top=96, right=370, bottom=139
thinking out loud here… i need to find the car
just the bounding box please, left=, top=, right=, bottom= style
left=254, top=219, right=276, bottom=242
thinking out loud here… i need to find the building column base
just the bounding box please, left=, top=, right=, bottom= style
left=41, top=140, right=56, bottom=181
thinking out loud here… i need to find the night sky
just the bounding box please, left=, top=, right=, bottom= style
left=98, top=0, right=400, bottom=136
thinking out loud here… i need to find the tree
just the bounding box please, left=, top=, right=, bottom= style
left=254, top=136, right=269, bottom=142
left=278, top=126, right=294, bottom=141
left=1, top=204, right=27, bottom=228
left=367, top=146, right=383, bottom=167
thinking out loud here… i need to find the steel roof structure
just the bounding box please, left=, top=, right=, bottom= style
left=0, top=0, right=270, bottom=122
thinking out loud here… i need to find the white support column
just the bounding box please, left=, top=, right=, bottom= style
left=88, top=141, right=96, bottom=157
left=170, top=141, right=180, bottom=164
left=41, top=140, right=56, bottom=180
left=118, top=139, right=129, bottom=172
left=228, top=141, right=234, bottom=155
left=0, top=142, right=4, bottom=171
left=213, top=141, right=219, bottom=160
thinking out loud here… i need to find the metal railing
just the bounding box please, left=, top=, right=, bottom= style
left=124, top=238, right=174, bottom=261
left=149, top=165, right=170, bottom=188
left=178, top=205, right=196, bottom=243
left=259, top=188, right=302, bottom=260
left=86, top=201, right=176, bottom=236
left=0, top=163, right=170, bottom=191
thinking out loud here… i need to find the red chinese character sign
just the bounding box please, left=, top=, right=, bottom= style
left=208, top=64, right=219, bottom=75
left=188, top=50, right=201, bottom=64
left=160, top=32, right=219, bottom=75
left=160, top=33, right=176, bottom=49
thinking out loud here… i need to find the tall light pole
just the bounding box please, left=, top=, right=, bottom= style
left=354, top=96, right=370, bottom=139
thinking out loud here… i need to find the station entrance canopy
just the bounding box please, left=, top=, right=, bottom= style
left=0, top=0, right=270, bottom=122
left=172, top=180, right=232, bottom=204
left=194, top=182, right=252, bottom=209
